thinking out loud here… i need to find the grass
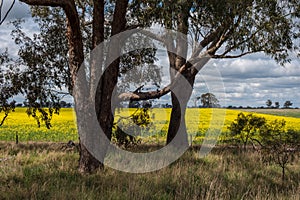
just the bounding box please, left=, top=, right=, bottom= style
left=239, top=108, right=300, bottom=118
left=0, top=142, right=299, bottom=200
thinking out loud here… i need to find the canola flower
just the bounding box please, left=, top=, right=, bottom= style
left=0, top=108, right=77, bottom=142
left=0, top=108, right=299, bottom=142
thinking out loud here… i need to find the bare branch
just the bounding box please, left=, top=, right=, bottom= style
left=118, top=85, right=171, bottom=101
left=207, top=16, right=242, bottom=56
left=0, top=0, right=3, bottom=21
left=118, top=60, right=195, bottom=101
left=133, top=85, right=144, bottom=93
left=0, top=0, right=16, bottom=25
left=212, top=48, right=289, bottom=59
left=83, top=21, right=92, bottom=26
left=191, top=23, right=228, bottom=58
left=19, top=0, right=67, bottom=7
left=220, top=29, right=261, bottom=56
left=125, top=24, right=143, bottom=31
left=0, top=112, right=8, bottom=126
left=212, top=51, right=257, bottom=59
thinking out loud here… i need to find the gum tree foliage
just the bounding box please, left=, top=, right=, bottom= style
left=0, top=49, right=16, bottom=126
left=9, top=14, right=67, bottom=129
left=228, top=112, right=266, bottom=150
left=129, top=0, right=300, bottom=145
left=9, top=5, right=159, bottom=128
left=259, top=120, right=300, bottom=183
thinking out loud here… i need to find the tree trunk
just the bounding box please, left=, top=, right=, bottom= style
left=166, top=1, right=192, bottom=146
left=282, top=166, right=285, bottom=183
left=80, top=0, right=128, bottom=172
left=78, top=143, right=103, bottom=173
left=20, top=0, right=103, bottom=173
left=166, top=73, right=195, bottom=146
left=63, top=3, right=103, bottom=172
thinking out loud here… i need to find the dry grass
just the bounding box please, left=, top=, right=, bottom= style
left=0, top=142, right=299, bottom=200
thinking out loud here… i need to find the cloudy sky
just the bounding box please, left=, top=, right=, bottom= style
left=1, top=1, right=299, bottom=108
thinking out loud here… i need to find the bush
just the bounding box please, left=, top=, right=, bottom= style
left=259, top=120, right=300, bottom=182
left=112, top=108, right=153, bottom=148
left=228, top=112, right=266, bottom=150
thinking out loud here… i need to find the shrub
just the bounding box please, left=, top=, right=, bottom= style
left=112, top=108, right=153, bottom=148
left=259, top=120, right=300, bottom=182
left=228, top=112, right=266, bottom=151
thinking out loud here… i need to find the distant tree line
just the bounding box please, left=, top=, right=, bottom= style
left=14, top=100, right=73, bottom=108
left=265, top=99, right=294, bottom=109
left=227, top=100, right=297, bottom=109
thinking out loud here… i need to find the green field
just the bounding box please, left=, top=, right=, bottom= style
left=1, top=108, right=300, bottom=143
left=240, top=108, right=300, bottom=118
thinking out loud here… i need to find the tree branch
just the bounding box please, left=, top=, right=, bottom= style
left=0, top=0, right=3, bottom=19
left=125, top=24, right=143, bottom=31
left=0, top=112, right=8, bottom=126
left=133, top=85, right=144, bottom=93
left=118, top=60, right=194, bottom=101
left=0, top=0, right=16, bottom=25
left=212, top=51, right=257, bottom=59
left=20, top=0, right=68, bottom=7
left=191, top=23, right=228, bottom=59
left=118, top=85, right=171, bottom=101
left=219, top=29, right=261, bottom=56
left=206, top=16, right=242, bottom=56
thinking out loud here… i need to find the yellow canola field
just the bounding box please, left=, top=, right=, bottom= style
left=0, top=108, right=77, bottom=142
left=0, top=108, right=300, bottom=142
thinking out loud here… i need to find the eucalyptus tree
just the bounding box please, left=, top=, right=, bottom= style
left=130, top=0, right=300, bottom=145
left=284, top=100, right=293, bottom=108
left=266, top=99, right=272, bottom=108
left=201, top=93, right=219, bottom=108
left=5, top=0, right=160, bottom=173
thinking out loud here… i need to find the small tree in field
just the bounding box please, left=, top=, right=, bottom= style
left=259, top=120, right=300, bottom=183
left=266, top=99, right=272, bottom=108
left=228, top=113, right=266, bottom=151
left=284, top=101, right=293, bottom=109
left=200, top=93, right=219, bottom=108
